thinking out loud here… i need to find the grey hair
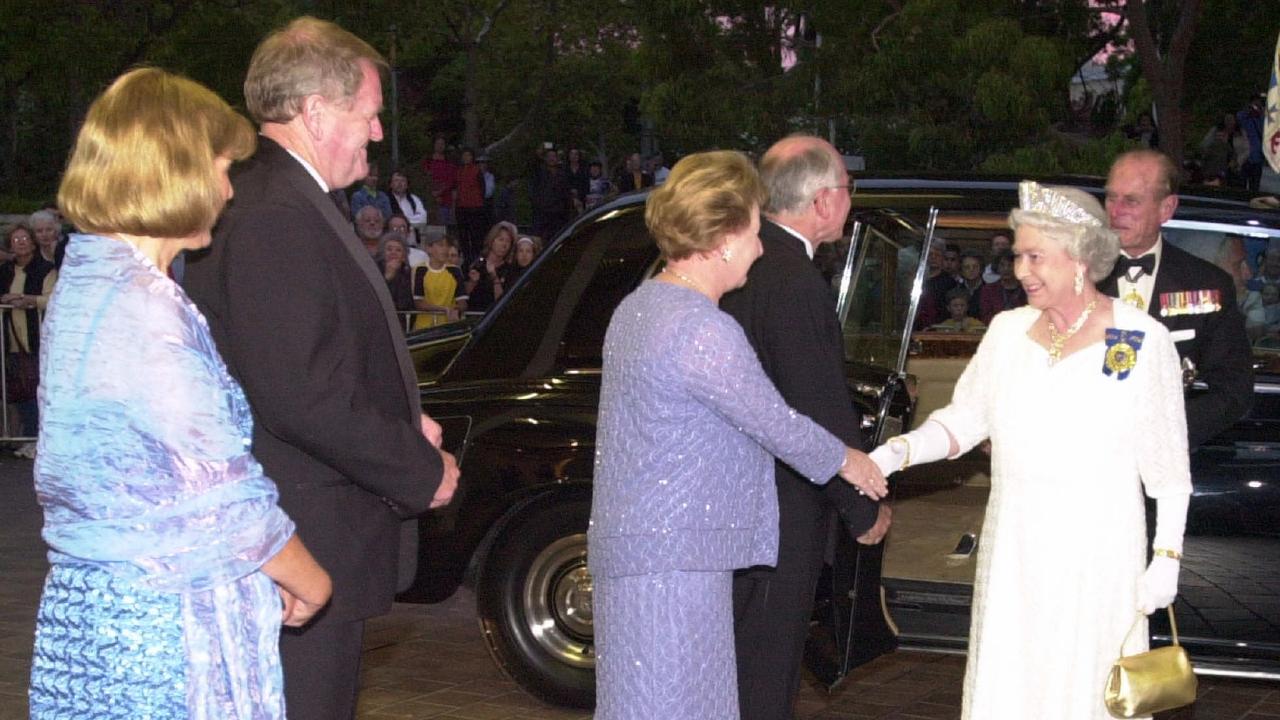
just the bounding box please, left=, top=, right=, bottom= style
left=1008, top=186, right=1119, bottom=283
left=29, top=210, right=59, bottom=229
left=376, top=231, right=407, bottom=259
left=760, top=142, right=843, bottom=215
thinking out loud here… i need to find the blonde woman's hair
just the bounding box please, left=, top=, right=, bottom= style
left=244, top=16, right=387, bottom=124
left=482, top=221, right=518, bottom=261
left=58, top=67, right=255, bottom=239
left=645, top=151, right=766, bottom=261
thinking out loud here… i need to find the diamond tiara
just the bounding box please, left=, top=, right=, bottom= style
left=1018, top=181, right=1102, bottom=227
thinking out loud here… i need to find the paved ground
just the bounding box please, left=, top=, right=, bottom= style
left=1, top=455, right=1277, bottom=719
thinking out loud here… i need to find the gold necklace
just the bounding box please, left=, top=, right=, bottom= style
left=1046, top=299, right=1097, bottom=365
left=662, top=268, right=710, bottom=296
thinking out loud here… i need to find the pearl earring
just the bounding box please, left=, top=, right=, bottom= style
left=721, top=247, right=733, bottom=263
left=1074, top=269, right=1084, bottom=296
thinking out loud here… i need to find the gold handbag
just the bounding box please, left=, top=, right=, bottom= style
left=1104, top=606, right=1197, bottom=718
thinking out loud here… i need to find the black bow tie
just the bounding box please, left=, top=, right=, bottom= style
left=1117, top=254, right=1155, bottom=278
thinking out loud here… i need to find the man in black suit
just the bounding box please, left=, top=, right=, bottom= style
left=722, top=135, right=891, bottom=720
left=1101, top=149, right=1252, bottom=447
left=183, top=17, right=459, bottom=720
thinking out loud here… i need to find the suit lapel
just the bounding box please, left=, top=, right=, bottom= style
left=271, top=142, right=422, bottom=421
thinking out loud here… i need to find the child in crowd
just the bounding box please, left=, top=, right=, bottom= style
left=929, top=287, right=987, bottom=333
left=412, top=234, right=468, bottom=330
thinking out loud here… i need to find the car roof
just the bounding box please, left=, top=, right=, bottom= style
left=588, top=176, right=1280, bottom=232
left=849, top=175, right=1280, bottom=231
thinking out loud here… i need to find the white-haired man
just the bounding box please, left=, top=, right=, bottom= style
left=184, top=17, right=458, bottom=719
left=722, top=135, right=890, bottom=720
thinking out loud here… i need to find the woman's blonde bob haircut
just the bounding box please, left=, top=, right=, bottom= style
left=58, top=67, right=255, bottom=239
left=645, top=151, right=766, bottom=261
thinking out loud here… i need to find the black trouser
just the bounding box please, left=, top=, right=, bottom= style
left=733, top=480, right=832, bottom=720
left=279, top=618, right=365, bottom=720
left=456, top=206, right=490, bottom=264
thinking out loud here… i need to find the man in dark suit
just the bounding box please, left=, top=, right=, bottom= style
left=1101, top=149, right=1252, bottom=447
left=722, top=135, right=891, bottom=720
left=183, top=17, right=459, bottom=720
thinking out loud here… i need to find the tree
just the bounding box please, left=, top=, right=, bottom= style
left=1118, top=0, right=1203, bottom=168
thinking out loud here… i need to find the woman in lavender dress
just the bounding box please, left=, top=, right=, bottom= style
left=589, top=151, right=888, bottom=720
left=29, top=68, right=331, bottom=718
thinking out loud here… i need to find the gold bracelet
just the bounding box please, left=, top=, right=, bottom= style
left=1153, top=548, right=1182, bottom=560
left=889, top=436, right=912, bottom=472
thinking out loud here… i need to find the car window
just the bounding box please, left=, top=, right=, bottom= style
left=840, top=211, right=934, bottom=373
left=450, top=205, right=657, bottom=380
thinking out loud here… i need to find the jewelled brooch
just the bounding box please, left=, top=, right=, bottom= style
left=1102, top=328, right=1144, bottom=381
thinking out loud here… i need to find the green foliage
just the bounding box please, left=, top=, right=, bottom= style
left=5, top=0, right=1275, bottom=213
left=979, top=131, right=1139, bottom=176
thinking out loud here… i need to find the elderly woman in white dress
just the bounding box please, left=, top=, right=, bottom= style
left=870, top=182, right=1191, bottom=720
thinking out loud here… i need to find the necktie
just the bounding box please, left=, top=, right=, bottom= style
left=1117, top=254, right=1155, bottom=278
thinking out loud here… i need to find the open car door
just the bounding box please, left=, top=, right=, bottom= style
left=802, top=208, right=941, bottom=687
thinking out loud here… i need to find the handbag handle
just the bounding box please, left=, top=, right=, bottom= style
left=1118, top=605, right=1180, bottom=657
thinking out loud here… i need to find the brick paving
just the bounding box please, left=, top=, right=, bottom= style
left=1, top=455, right=1276, bottom=719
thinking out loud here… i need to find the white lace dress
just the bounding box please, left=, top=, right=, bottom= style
left=929, top=301, right=1191, bottom=720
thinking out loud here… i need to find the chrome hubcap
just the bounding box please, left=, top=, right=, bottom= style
left=522, top=533, right=595, bottom=668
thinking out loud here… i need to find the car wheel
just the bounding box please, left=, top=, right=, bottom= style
left=476, top=496, right=595, bottom=708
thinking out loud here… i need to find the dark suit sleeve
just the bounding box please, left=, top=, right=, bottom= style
left=214, top=204, right=441, bottom=514
left=723, top=253, right=880, bottom=536
left=1185, top=277, right=1253, bottom=448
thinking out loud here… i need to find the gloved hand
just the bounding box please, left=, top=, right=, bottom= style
left=867, top=440, right=907, bottom=478
left=867, top=419, right=956, bottom=477
left=1136, top=555, right=1180, bottom=614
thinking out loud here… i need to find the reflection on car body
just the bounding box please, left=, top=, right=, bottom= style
left=396, top=176, right=1280, bottom=708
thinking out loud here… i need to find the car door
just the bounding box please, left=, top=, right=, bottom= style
left=803, top=207, right=940, bottom=686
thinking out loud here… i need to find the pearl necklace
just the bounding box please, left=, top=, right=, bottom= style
left=1046, top=299, right=1097, bottom=366
left=662, top=268, right=710, bottom=296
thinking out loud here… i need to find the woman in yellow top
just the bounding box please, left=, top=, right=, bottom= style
left=412, top=233, right=466, bottom=329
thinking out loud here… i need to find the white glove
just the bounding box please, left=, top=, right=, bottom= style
left=1136, top=555, right=1180, bottom=614
left=868, top=420, right=955, bottom=477
left=1136, top=493, right=1190, bottom=614
left=1152, top=494, right=1189, bottom=556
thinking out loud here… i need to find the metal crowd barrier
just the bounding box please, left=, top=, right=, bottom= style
left=395, top=309, right=487, bottom=333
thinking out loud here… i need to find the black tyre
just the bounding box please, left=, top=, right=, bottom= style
left=476, top=496, right=595, bottom=708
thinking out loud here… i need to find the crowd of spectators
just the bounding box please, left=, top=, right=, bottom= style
left=1117, top=93, right=1269, bottom=191
left=333, top=137, right=676, bottom=330
left=917, top=233, right=1029, bottom=332
left=0, top=210, right=65, bottom=457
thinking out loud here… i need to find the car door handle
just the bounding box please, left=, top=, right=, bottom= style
left=947, top=533, right=978, bottom=559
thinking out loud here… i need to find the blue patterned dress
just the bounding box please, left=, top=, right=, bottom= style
left=29, top=234, right=296, bottom=718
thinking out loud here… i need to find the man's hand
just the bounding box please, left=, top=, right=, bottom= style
left=278, top=584, right=328, bottom=628
left=838, top=448, right=888, bottom=500
left=856, top=503, right=893, bottom=545
left=420, top=413, right=443, bottom=448
left=430, top=449, right=460, bottom=509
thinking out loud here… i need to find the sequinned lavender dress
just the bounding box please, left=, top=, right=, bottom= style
left=589, top=281, right=846, bottom=720
left=29, top=234, right=296, bottom=718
